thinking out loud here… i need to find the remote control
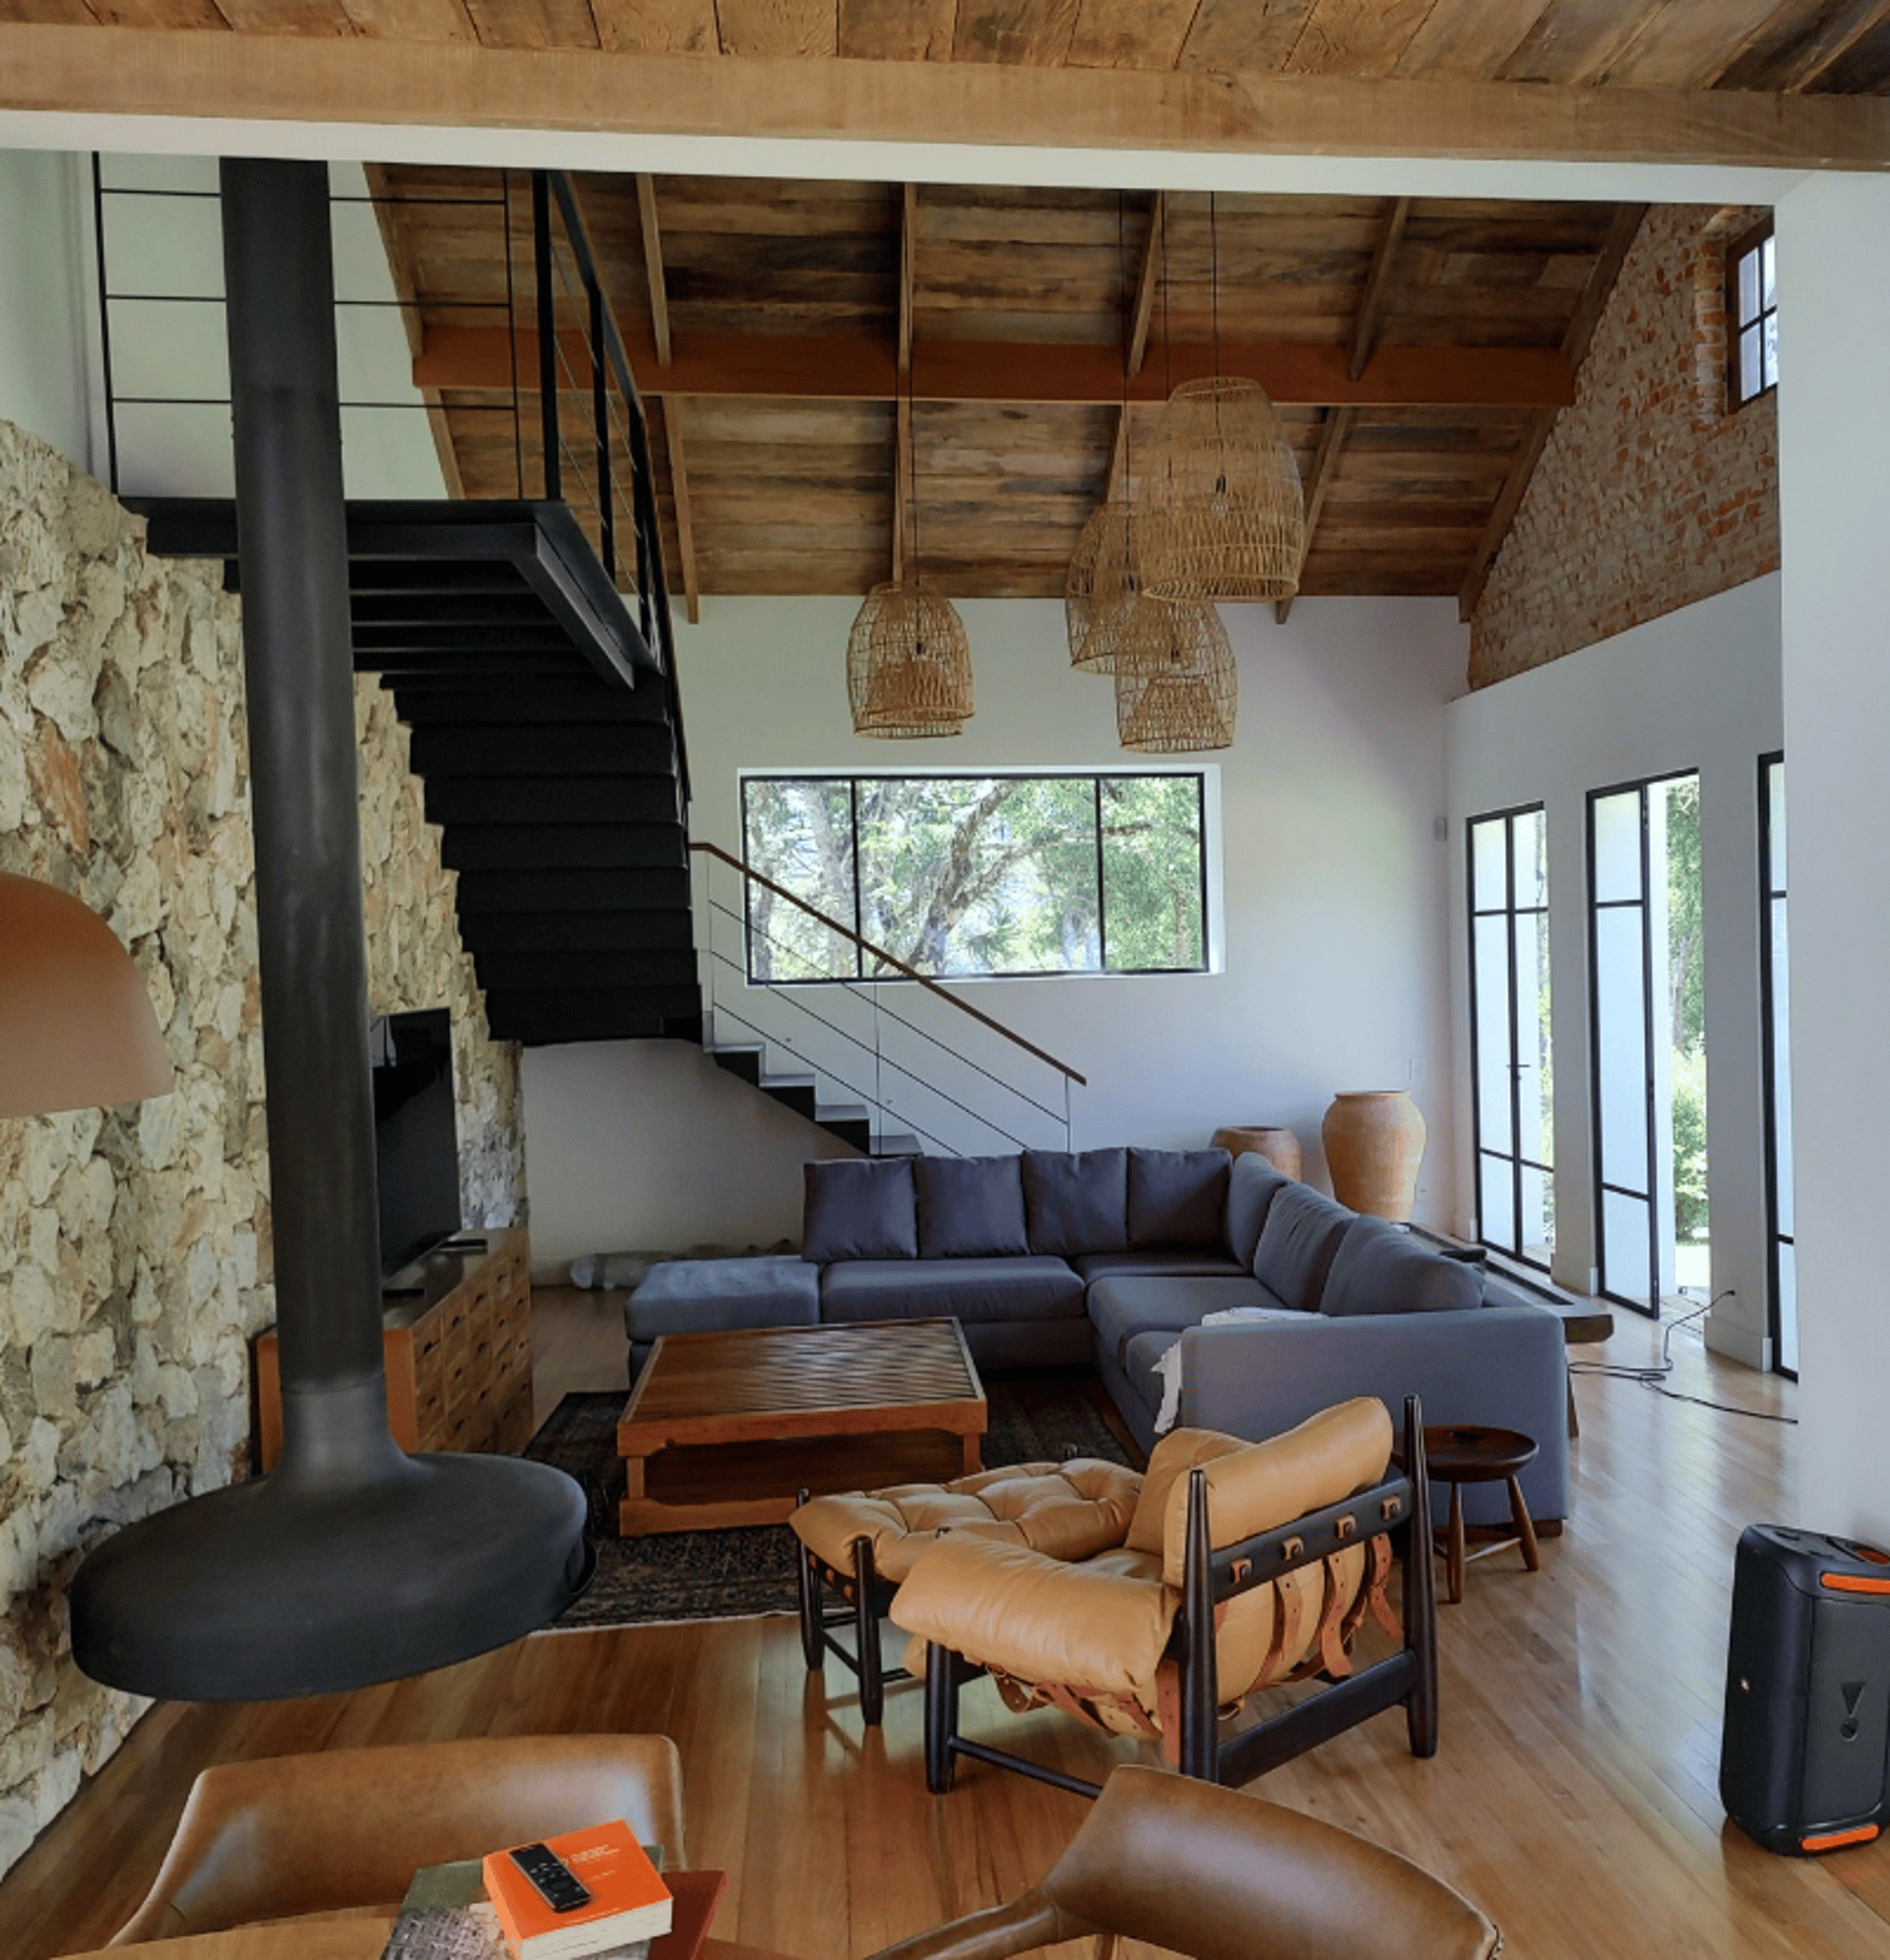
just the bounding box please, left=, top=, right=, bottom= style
left=508, top=1842, right=593, bottom=1914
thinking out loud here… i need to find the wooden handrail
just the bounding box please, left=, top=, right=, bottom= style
left=689, top=840, right=1088, bottom=1087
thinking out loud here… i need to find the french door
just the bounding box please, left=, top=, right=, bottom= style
left=1759, top=754, right=1796, bottom=1377
left=1468, top=805, right=1554, bottom=1268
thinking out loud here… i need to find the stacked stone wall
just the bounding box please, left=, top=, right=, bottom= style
left=0, top=420, right=524, bottom=1878
left=1470, top=203, right=1779, bottom=688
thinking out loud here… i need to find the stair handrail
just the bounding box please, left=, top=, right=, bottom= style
left=689, top=841, right=1087, bottom=1087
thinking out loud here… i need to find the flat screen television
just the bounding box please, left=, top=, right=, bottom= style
left=369, top=1007, right=462, bottom=1279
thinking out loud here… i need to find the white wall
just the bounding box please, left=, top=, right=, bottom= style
left=524, top=594, right=1468, bottom=1277
left=1446, top=575, right=1783, bottom=1366
left=0, top=151, right=95, bottom=467
left=1775, top=173, right=1890, bottom=1546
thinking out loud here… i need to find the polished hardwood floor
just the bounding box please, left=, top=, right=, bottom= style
left=3, top=1294, right=1883, bottom=1960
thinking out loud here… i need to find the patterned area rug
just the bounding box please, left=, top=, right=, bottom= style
left=526, top=1370, right=1138, bottom=1628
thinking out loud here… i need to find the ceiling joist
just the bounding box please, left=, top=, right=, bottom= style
left=632, top=173, right=698, bottom=624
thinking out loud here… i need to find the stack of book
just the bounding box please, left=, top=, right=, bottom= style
left=380, top=1822, right=674, bottom=1960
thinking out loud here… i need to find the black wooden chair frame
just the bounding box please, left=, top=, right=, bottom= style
left=795, top=1518, right=908, bottom=1727
left=920, top=1396, right=1438, bottom=1798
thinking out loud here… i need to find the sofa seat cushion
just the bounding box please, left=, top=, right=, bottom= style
left=1022, top=1148, right=1129, bottom=1257
left=1321, top=1217, right=1486, bottom=1316
left=802, top=1157, right=918, bottom=1263
left=626, top=1255, right=821, bottom=1343
left=819, top=1256, right=1086, bottom=1326
left=1250, top=1181, right=1354, bottom=1310
left=1127, top=1147, right=1230, bottom=1247
left=1087, top=1275, right=1282, bottom=1370
left=790, top=1459, right=1142, bottom=1581
left=916, top=1154, right=1030, bottom=1258
left=1073, top=1247, right=1250, bottom=1285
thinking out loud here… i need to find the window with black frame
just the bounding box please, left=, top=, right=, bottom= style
left=740, top=773, right=1209, bottom=982
left=1727, top=218, right=1777, bottom=411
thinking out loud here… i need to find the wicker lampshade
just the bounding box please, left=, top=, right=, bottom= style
left=847, top=578, right=974, bottom=737
left=1135, top=377, right=1306, bottom=602
left=1064, top=503, right=1139, bottom=674
left=1113, top=599, right=1237, bottom=753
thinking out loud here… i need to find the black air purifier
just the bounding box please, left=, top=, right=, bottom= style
left=1720, top=1524, right=1890, bottom=1854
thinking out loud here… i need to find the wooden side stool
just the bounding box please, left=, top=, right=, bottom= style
left=1395, top=1424, right=1541, bottom=1605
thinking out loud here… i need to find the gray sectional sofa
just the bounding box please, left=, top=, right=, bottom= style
left=625, top=1145, right=1570, bottom=1526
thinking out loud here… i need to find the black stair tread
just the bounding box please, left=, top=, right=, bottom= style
left=454, top=867, right=690, bottom=914
left=409, top=725, right=677, bottom=777
left=440, top=825, right=687, bottom=872
left=473, top=948, right=698, bottom=991
left=816, top=1105, right=870, bottom=1126
left=759, top=1073, right=817, bottom=1094
left=874, top=1135, right=922, bottom=1157
left=486, top=983, right=702, bottom=1045
left=423, top=777, right=683, bottom=826
left=390, top=684, right=670, bottom=725
left=459, top=908, right=694, bottom=953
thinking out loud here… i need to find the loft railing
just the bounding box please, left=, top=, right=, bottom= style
left=89, top=158, right=687, bottom=800
left=691, top=842, right=1085, bottom=1157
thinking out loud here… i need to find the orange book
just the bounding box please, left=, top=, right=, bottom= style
left=482, top=1821, right=673, bottom=1960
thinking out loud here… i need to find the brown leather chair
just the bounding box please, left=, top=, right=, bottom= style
left=861, top=1763, right=1499, bottom=1960
left=109, top=1734, right=687, bottom=1945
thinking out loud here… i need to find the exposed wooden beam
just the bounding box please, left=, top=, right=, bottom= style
left=1349, top=195, right=1410, bottom=384
left=417, top=326, right=1576, bottom=411
left=1458, top=203, right=1649, bottom=621
left=1276, top=405, right=1354, bottom=624
left=636, top=174, right=672, bottom=367
left=899, top=182, right=916, bottom=376
left=1127, top=191, right=1165, bottom=382
left=363, top=162, right=464, bottom=501
left=7, top=29, right=1890, bottom=167
left=631, top=172, right=697, bottom=622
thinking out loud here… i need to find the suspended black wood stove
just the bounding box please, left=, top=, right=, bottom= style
left=69, top=158, right=591, bottom=1701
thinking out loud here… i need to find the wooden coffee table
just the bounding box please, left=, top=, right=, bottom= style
left=617, top=1319, right=986, bottom=1537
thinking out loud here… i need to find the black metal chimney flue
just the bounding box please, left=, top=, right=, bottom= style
left=69, top=158, right=590, bottom=1702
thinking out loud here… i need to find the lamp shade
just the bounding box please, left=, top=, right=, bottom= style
left=0, top=870, right=173, bottom=1119
left=1135, top=377, right=1306, bottom=602
left=1064, top=503, right=1138, bottom=674
left=1113, top=599, right=1237, bottom=753
left=848, top=579, right=974, bottom=737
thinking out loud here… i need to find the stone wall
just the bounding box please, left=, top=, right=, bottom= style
left=1469, top=204, right=1780, bottom=688
left=0, top=419, right=525, bottom=1879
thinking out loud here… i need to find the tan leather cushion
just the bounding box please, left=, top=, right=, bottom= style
left=1158, top=1397, right=1393, bottom=1588
left=893, top=1536, right=1171, bottom=1691
left=1124, top=1426, right=1246, bottom=1553
left=790, top=1458, right=1141, bottom=1582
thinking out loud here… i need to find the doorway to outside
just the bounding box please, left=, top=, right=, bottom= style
left=1468, top=804, right=1554, bottom=1270
left=1588, top=772, right=1707, bottom=1316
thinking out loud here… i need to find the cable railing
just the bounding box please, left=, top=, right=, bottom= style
left=691, top=842, right=1084, bottom=1157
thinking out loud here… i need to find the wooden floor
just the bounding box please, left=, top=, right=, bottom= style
left=4, top=1299, right=1885, bottom=1960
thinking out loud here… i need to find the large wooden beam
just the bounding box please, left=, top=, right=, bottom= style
left=5, top=27, right=1890, bottom=166
left=633, top=173, right=699, bottom=624
left=417, top=325, right=1575, bottom=410
left=1458, top=203, right=1649, bottom=621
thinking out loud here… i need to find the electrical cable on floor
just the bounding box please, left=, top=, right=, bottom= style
left=1569, top=1288, right=1797, bottom=1423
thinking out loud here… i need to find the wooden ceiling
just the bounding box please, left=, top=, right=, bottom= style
left=13, top=1, right=1889, bottom=95
left=382, top=169, right=1639, bottom=612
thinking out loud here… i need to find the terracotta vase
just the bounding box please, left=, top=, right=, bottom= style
left=1210, top=1125, right=1303, bottom=1181
left=1321, top=1090, right=1426, bottom=1221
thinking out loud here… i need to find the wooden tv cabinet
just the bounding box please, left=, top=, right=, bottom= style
left=255, top=1226, right=534, bottom=1472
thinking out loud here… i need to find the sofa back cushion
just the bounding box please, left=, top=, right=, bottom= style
left=1225, top=1153, right=1292, bottom=1267
left=1022, top=1148, right=1129, bottom=1257
left=1127, top=1148, right=1229, bottom=1248
left=1250, top=1181, right=1354, bottom=1310
left=1320, top=1217, right=1485, bottom=1317
left=802, top=1158, right=918, bottom=1263
left=915, top=1154, right=1030, bottom=1258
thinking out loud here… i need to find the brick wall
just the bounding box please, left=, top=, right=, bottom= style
left=1469, top=204, right=1779, bottom=689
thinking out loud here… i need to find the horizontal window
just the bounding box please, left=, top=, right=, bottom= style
left=740, top=772, right=1210, bottom=982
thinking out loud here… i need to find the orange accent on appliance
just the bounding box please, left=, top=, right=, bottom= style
left=1820, top=1573, right=1890, bottom=1595
left=1801, top=1824, right=1880, bottom=1853
left=483, top=1820, right=673, bottom=1960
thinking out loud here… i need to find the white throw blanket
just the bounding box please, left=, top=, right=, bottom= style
left=1152, top=1306, right=1306, bottom=1433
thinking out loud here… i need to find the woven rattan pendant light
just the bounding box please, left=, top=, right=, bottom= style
left=849, top=192, right=972, bottom=737
left=1064, top=502, right=1137, bottom=673
left=1113, top=598, right=1237, bottom=752
left=1137, top=197, right=1305, bottom=603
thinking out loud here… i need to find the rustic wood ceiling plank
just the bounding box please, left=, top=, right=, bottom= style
left=460, top=0, right=598, bottom=44
left=1458, top=199, right=1645, bottom=619
left=1495, top=0, right=1666, bottom=85
left=1805, top=5, right=1890, bottom=91
left=1712, top=0, right=1887, bottom=91
left=1067, top=0, right=1198, bottom=71
left=13, top=30, right=1890, bottom=164
left=1275, top=403, right=1354, bottom=620
left=1391, top=0, right=1551, bottom=78
left=591, top=0, right=718, bottom=52
left=714, top=0, right=838, bottom=57
left=1178, top=0, right=1318, bottom=71
left=1597, top=0, right=1783, bottom=86
left=1286, top=0, right=1438, bottom=78
left=953, top=0, right=1079, bottom=64
left=341, top=0, right=479, bottom=38
left=837, top=0, right=953, bottom=59
left=216, top=0, right=356, bottom=31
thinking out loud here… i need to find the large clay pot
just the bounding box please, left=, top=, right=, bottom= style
left=1322, top=1090, right=1426, bottom=1221
left=1210, top=1125, right=1303, bottom=1181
